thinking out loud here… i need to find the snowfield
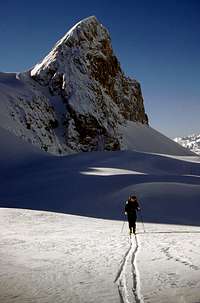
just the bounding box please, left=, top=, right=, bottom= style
left=0, top=208, right=127, bottom=303
left=1, top=208, right=200, bottom=303
left=0, top=125, right=200, bottom=302
left=138, top=227, right=200, bottom=303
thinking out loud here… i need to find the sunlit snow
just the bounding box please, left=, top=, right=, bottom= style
left=81, top=167, right=146, bottom=176
left=0, top=122, right=200, bottom=303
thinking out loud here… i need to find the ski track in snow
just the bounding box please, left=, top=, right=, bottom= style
left=1, top=208, right=200, bottom=303
left=161, top=246, right=200, bottom=271
left=114, top=238, right=133, bottom=303
left=115, top=230, right=200, bottom=303
left=131, top=235, right=143, bottom=303
left=115, top=235, right=143, bottom=303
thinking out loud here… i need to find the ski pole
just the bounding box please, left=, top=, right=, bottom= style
left=136, top=192, right=145, bottom=233
left=139, top=209, right=146, bottom=233
left=121, top=220, right=126, bottom=233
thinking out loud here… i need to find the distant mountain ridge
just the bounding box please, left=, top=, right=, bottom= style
left=174, top=134, right=200, bottom=155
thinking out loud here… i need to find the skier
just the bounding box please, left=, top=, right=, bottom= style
left=125, top=195, right=140, bottom=235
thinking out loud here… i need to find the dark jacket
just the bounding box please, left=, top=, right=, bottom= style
left=125, top=199, right=140, bottom=220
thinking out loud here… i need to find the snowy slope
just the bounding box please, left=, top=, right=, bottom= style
left=1, top=118, right=200, bottom=302
left=1, top=208, right=200, bottom=303
left=0, top=72, right=63, bottom=154
left=174, top=133, right=200, bottom=155
left=0, top=125, right=199, bottom=224
left=0, top=73, right=192, bottom=156
left=119, top=121, right=194, bottom=156
left=0, top=126, right=50, bottom=170
left=0, top=208, right=128, bottom=303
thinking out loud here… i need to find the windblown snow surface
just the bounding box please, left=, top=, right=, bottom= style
left=0, top=125, right=200, bottom=303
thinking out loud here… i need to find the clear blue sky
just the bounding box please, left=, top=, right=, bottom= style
left=0, top=0, right=199, bottom=138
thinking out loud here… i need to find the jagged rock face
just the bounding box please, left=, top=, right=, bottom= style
left=30, top=16, right=148, bottom=152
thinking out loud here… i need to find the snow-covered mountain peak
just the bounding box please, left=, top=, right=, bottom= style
left=25, top=16, right=150, bottom=153
left=0, top=17, right=193, bottom=156
left=0, top=16, right=149, bottom=154
left=30, top=16, right=111, bottom=84
left=59, top=15, right=109, bottom=45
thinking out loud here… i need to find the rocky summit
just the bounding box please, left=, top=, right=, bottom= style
left=0, top=16, right=148, bottom=154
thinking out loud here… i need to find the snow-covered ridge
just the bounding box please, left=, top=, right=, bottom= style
left=29, top=16, right=149, bottom=152
left=174, top=133, right=200, bottom=155
left=31, top=16, right=110, bottom=78
left=0, top=16, right=149, bottom=155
